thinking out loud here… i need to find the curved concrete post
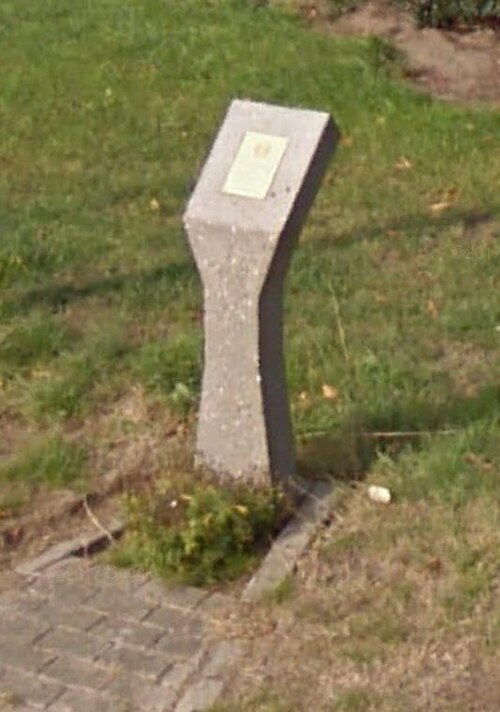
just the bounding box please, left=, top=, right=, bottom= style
left=183, top=99, right=338, bottom=486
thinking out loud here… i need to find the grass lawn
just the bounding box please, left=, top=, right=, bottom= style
left=0, top=0, right=499, bottom=707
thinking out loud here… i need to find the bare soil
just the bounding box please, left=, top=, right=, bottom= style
left=0, top=388, right=186, bottom=589
left=301, top=0, right=500, bottom=104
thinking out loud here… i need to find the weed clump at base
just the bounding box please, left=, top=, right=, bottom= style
left=112, top=473, right=289, bottom=587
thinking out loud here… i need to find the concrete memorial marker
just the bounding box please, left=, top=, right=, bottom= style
left=183, top=99, right=338, bottom=486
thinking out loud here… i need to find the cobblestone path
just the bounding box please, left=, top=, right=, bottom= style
left=0, top=557, right=243, bottom=712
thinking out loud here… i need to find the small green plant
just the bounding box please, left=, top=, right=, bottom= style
left=113, top=475, right=289, bottom=586
left=408, top=0, right=499, bottom=26
left=335, top=688, right=372, bottom=712
left=263, top=574, right=295, bottom=605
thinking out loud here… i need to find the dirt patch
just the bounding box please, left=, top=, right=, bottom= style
left=0, top=387, right=187, bottom=584
left=218, top=493, right=500, bottom=711
left=433, top=339, right=500, bottom=397
left=303, top=1, right=500, bottom=104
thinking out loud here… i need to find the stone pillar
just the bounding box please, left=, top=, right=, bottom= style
left=183, top=99, right=338, bottom=486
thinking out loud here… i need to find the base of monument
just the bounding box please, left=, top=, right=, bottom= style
left=15, top=475, right=333, bottom=604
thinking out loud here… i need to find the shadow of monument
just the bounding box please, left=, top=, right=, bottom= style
left=296, top=383, right=499, bottom=484
left=2, top=260, right=197, bottom=318
left=309, top=204, right=499, bottom=249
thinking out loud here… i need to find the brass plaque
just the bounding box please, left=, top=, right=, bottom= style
left=222, top=131, right=288, bottom=200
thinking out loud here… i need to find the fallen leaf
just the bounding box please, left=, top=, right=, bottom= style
left=430, top=201, right=453, bottom=214
left=444, top=186, right=460, bottom=200
left=298, top=391, right=310, bottom=403
left=306, top=5, right=319, bottom=20
left=149, top=198, right=160, bottom=211
left=426, top=556, right=443, bottom=573
left=464, top=452, right=493, bottom=471
left=1, top=525, right=24, bottom=547
left=31, top=369, right=51, bottom=380
left=430, top=187, right=460, bottom=214
left=395, top=156, right=412, bottom=171
left=427, top=299, right=439, bottom=318
left=322, top=384, right=338, bottom=400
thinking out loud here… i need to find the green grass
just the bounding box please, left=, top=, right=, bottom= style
left=0, top=4, right=499, bottom=696
left=1, top=0, right=498, bottom=447
left=0, top=434, right=87, bottom=513
left=0, top=434, right=86, bottom=488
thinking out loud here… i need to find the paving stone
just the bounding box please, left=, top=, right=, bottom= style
left=97, top=643, right=171, bottom=681
left=35, top=625, right=110, bottom=661
left=34, top=601, right=105, bottom=632
left=0, top=590, right=47, bottom=615
left=42, top=655, right=113, bottom=691
left=47, top=687, right=129, bottom=712
left=196, top=593, right=234, bottom=619
left=201, top=640, right=243, bottom=678
left=0, top=667, right=64, bottom=708
left=2, top=554, right=241, bottom=712
left=133, top=684, right=177, bottom=711
left=81, top=564, right=149, bottom=593
left=28, top=575, right=96, bottom=607
left=137, top=581, right=208, bottom=611
left=17, top=522, right=126, bottom=578
left=0, top=638, right=57, bottom=674
left=91, top=616, right=163, bottom=649
left=160, top=651, right=206, bottom=692
left=0, top=611, right=51, bottom=642
left=175, top=678, right=224, bottom=712
left=16, top=540, right=86, bottom=577
left=86, top=587, right=154, bottom=621
left=154, top=633, right=203, bottom=660
left=90, top=615, right=164, bottom=649
left=145, top=606, right=203, bottom=636
left=104, top=671, right=177, bottom=711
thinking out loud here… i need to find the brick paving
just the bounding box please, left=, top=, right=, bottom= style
left=0, top=558, right=243, bottom=712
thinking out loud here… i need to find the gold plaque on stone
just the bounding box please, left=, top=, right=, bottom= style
left=222, top=131, right=288, bottom=200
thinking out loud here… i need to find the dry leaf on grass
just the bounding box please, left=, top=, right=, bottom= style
left=321, top=384, right=339, bottom=400
left=430, top=187, right=460, bottom=214
left=427, top=299, right=439, bottom=318
left=430, top=200, right=453, bottom=214
left=464, top=452, right=494, bottom=471
left=395, top=156, right=412, bottom=171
